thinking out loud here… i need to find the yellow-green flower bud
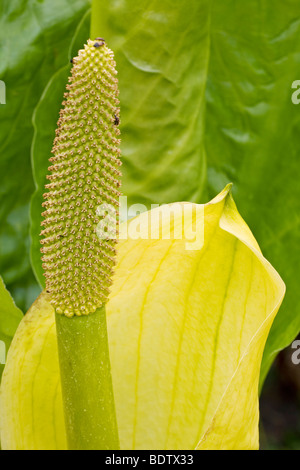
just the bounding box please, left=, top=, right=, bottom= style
left=40, top=39, right=121, bottom=317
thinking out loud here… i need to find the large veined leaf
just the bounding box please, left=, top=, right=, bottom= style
left=91, top=0, right=210, bottom=207
left=0, top=188, right=285, bottom=450
left=0, top=276, right=23, bottom=381
left=0, top=0, right=91, bottom=311
left=29, top=0, right=300, bottom=383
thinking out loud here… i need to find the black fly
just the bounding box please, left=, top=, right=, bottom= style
left=114, top=114, right=120, bottom=126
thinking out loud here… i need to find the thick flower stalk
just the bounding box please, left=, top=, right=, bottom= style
left=39, top=39, right=121, bottom=450
left=0, top=187, right=285, bottom=450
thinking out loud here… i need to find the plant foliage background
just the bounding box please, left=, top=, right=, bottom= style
left=0, top=0, right=300, bottom=449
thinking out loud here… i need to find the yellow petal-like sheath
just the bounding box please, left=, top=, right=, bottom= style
left=0, top=187, right=285, bottom=449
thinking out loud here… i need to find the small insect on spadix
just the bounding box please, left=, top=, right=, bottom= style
left=94, top=38, right=105, bottom=48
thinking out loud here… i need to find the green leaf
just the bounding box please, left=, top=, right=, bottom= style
left=0, top=0, right=91, bottom=310
left=94, top=1, right=209, bottom=207
left=0, top=276, right=23, bottom=381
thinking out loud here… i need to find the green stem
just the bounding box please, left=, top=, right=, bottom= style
left=56, top=307, right=120, bottom=450
left=90, top=0, right=102, bottom=39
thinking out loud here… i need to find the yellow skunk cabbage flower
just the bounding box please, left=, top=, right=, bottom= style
left=0, top=186, right=285, bottom=450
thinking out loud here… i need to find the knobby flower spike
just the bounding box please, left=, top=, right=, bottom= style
left=41, top=39, right=121, bottom=317
left=0, top=186, right=285, bottom=450
left=39, top=39, right=121, bottom=450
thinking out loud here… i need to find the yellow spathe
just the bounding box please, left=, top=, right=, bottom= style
left=0, top=186, right=285, bottom=450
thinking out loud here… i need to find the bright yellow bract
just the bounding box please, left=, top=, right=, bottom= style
left=0, top=186, right=285, bottom=449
